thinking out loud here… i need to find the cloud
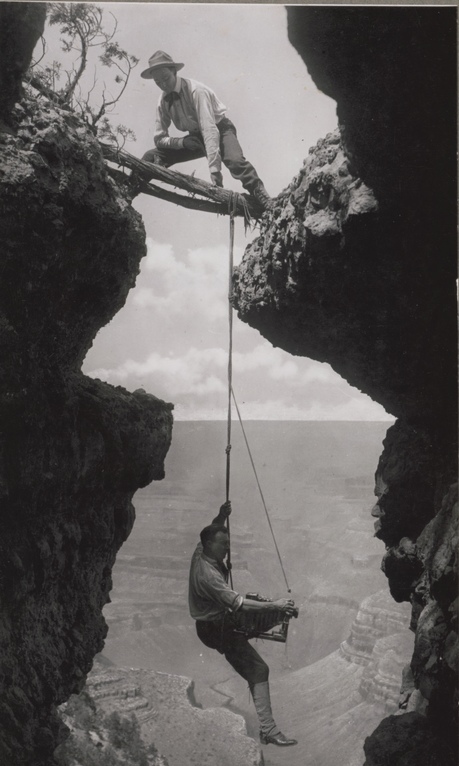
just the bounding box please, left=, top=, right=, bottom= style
left=88, top=346, right=228, bottom=397
left=85, top=240, right=392, bottom=423
left=87, top=336, right=393, bottom=421
left=132, top=239, right=244, bottom=323
left=232, top=342, right=334, bottom=386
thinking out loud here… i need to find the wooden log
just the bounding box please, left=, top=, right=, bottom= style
left=101, top=142, right=260, bottom=220
left=107, top=167, right=228, bottom=215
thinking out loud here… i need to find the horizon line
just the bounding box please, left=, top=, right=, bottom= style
left=171, top=418, right=396, bottom=423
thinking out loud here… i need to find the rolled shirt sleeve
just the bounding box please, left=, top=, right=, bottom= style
left=199, top=567, right=243, bottom=613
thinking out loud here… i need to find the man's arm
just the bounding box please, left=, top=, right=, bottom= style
left=193, top=87, right=222, bottom=180
left=211, top=500, right=231, bottom=525
left=210, top=501, right=296, bottom=617
left=240, top=597, right=297, bottom=616
left=154, top=99, right=184, bottom=150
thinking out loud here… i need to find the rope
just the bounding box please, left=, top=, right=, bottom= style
left=238, top=193, right=253, bottom=234
left=231, top=389, right=292, bottom=594
left=224, top=191, right=238, bottom=589
left=224, top=192, right=290, bottom=596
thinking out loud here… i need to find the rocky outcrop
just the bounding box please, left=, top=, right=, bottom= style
left=233, top=128, right=386, bottom=410
left=233, top=7, right=457, bottom=766
left=56, top=664, right=168, bottom=765
left=0, top=7, right=173, bottom=765
left=363, top=712, right=454, bottom=766
left=339, top=591, right=413, bottom=714
left=62, top=661, right=263, bottom=766
left=340, top=590, right=410, bottom=668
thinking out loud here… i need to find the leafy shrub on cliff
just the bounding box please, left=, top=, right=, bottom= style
left=105, top=711, right=150, bottom=765
left=56, top=689, right=166, bottom=765
left=63, top=689, right=97, bottom=730
left=30, top=3, right=137, bottom=147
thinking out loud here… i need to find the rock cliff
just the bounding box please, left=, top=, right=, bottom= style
left=0, top=5, right=457, bottom=766
left=233, top=8, right=457, bottom=765
left=0, top=5, right=173, bottom=764
left=73, top=660, right=262, bottom=766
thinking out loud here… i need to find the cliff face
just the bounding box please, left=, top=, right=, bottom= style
left=0, top=5, right=173, bottom=765
left=234, top=7, right=457, bottom=765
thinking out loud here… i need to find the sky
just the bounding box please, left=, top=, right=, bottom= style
left=38, top=3, right=394, bottom=422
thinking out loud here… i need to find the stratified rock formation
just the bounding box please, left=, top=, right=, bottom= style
left=0, top=4, right=173, bottom=765
left=69, top=661, right=263, bottom=766
left=340, top=590, right=410, bottom=671
left=233, top=7, right=457, bottom=766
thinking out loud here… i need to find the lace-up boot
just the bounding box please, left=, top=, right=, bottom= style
left=251, top=181, right=274, bottom=211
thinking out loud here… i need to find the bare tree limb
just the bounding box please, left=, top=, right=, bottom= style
left=100, top=143, right=261, bottom=220
left=26, top=74, right=67, bottom=105
left=107, top=167, right=232, bottom=215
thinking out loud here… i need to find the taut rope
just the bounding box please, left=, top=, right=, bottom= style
left=224, top=192, right=238, bottom=588
left=231, top=390, right=292, bottom=594
left=224, top=192, right=291, bottom=595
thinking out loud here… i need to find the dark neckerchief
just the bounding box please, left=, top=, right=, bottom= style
left=165, top=91, right=180, bottom=106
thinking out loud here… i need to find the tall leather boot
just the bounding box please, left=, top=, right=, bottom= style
left=251, top=681, right=298, bottom=747
left=250, top=681, right=279, bottom=737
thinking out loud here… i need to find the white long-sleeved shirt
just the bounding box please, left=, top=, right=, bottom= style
left=154, top=76, right=227, bottom=176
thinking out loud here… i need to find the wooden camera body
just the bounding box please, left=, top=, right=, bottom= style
left=231, top=592, right=299, bottom=643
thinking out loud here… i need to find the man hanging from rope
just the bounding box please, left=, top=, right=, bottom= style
left=137, top=50, right=274, bottom=212
left=189, top=500, right=298, bottom=747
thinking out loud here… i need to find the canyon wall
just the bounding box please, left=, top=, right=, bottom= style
left=0, top=5, right=456, bottom=766
left=233, top=8, right=457, bottom=765
left=0, top=5, right=173, bottom=764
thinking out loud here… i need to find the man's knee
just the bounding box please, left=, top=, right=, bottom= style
left=225, top=641, right=269, bottom=685
left=142, top=149, right=158, bottom=163
left=222, top=154, right=246, bottom=174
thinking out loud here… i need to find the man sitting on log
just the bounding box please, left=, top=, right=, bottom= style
left=139, top=50, right=274, bottom=211
left=188, top=500, right=298, bottom=747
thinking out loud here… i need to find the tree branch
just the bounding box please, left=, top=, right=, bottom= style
left=107, top=167, right=230, bottom=215
left=100, top=143, right=261, bottom=220
left=26, top=74, right=66, bottom=105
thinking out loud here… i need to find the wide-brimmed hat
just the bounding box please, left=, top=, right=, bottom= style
left=141, top=51, right=184, bottom=79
